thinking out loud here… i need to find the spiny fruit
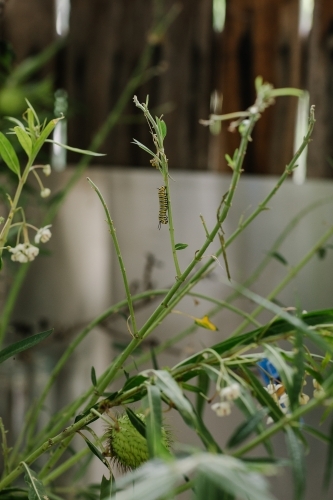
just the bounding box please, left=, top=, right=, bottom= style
left=107, top=412, right=171, bottom=470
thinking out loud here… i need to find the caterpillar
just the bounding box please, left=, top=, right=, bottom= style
left=158, top=185, right=168, bottom=229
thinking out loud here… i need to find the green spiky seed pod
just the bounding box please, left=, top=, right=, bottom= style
left=107, top=412, right=170, bottom=470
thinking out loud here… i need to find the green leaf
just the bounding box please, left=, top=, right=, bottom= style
left=156, top=118, right=167, bottom=139
left=227, top=408, right=269, bottom=448
left=125, top=408, right=146, bottom=438
left=0, top=132, right=20, bottom=175
left=270, top=251, right=288, bottom=265
left=26, top=108, right=38, bottom=139
left=285, top=426, right=305, bottom=500
left=0, top=329, right=53, bottom=365
left=122, top=374, right=148, bottom=392
left=31, top=119, right=60, bottom=161
left=82, top=436, right=111, bottom=472
left=14, top=126, right=32, bottom=158
left=197, top=455, right=275, bottom=500
left=196, top=371, right=210, bottom=419
left=91, top=366, right=97, bottom=387
left=323, top=418, right=333, bottom=489
left=175, top=243, right=188, bottom=250
left=289, top=330, right=305, bottom=409
left=132, top=138, right=155, bottom=157
left=22, top=463, right=48, bottom=500
left=195, top=472, right=223, bottom=500
left=153, top=370, right=196, bottom=427
left=5, top=116, right=25, bottom=129
left=45, top=140, right=106, bottom=156
left=100, top=475, right=114, bottom=500
left=150, top=345, right=159, bottom=370
left=143, top=385, right=169, bottom=459
left=225, top=153, right=234, bottom=168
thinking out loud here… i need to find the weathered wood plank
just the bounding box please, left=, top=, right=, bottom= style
left=307, top=0, right=333, bottom=178
left=66, top=0, right=213, bottom=169
left=2, top=0, right=55, bottom=63
left=213, top=0, right=301, bottom=175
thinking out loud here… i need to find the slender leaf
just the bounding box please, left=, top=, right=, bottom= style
left=194, top=472, right=222, bottom=500
left=196, top=370, right=210, bottom=419
left=143, top=385, right=169, bottom=459
left=100, top=475, right=114, bottom=500
left=5, top=116, right=25, bottom=129
left=289, top=330, right=305, bottom=409
left=132, top=138, right=155, bottom=157
left=153, top=370, right=196, bottom=426
left=0, top=329, right=53, bottom=365
left=122, top=375, right=148, bottom=392
left=31, top=119, right=59, bottom=161
left=270, top=251, right=288, bottom=265
left=285, top=426, right=305, bottom=500
left=82, top=436, right=111, bottom=472
left=156, top=118, right=167, bottom=139
left=227, top=408, right=269, bottom=448
left=125, top=408, right=146, bottom=438
left=323, top=418, right=333, bottom=489
left=22, top=463, right=48, bottom=500
left=0, top=132, right=20, bottom=175
left=91, top=366, right=97, bottom=387
left=175, top=243, right=188, bottom=250
left=14, top=126, right=32, bottom=158
left=150, top=346, right=159, bottom=370
left=45, top=140, right=106, bottom=156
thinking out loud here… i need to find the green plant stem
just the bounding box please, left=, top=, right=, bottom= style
left=138, top=116, right=258, bottom=340
left=87, top=178, right=138, bottom=337
left=0, top=410, right=96, bottom=490
left=162, top=163, right=181, bottom=277
left=0, top=263, right=30, bottom=346
left=152, top=106, right=316, bottom=329
left=42, top=448, right=89, bottom=485
left=15, top=289, right=169, bottom=460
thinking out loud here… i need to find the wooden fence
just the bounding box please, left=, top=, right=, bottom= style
left=2, top=0, right=333, bottom=176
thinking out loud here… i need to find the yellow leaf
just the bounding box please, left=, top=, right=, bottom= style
left=194, top=315, right=218, bottom=331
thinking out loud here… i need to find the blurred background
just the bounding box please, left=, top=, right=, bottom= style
left=1, top=1, right=333, bottom=499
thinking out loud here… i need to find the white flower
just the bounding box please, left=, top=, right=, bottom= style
left=41, top=188, right=51, bottom=198
left=220, top=383, right=241, bottom=401
left=299, top=393, right=310, bottom=405
left=211, top=401, right=231, bottom=417
left=9, top=243, right=39, bottom=263
left=35, top=225, right=52, bottom=244
left=25, top=244, right=39, bottom=260
left=43, top=164, right=51, bottom=176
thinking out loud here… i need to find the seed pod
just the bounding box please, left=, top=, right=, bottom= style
left=107, top=412, right=171, bottom=470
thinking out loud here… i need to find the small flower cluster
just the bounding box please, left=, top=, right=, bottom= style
left=313, top=379, right=325, bottom=399
left=211, top=382, right=241, bottom=417
left=264, top=382, right=309, bottom=424
left=9, top=225, right=52, bottom=263
left=9, top=243, right=39, bottom=263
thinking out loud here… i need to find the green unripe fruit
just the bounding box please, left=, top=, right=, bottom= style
left=108, top=412, right=170, bottom=470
